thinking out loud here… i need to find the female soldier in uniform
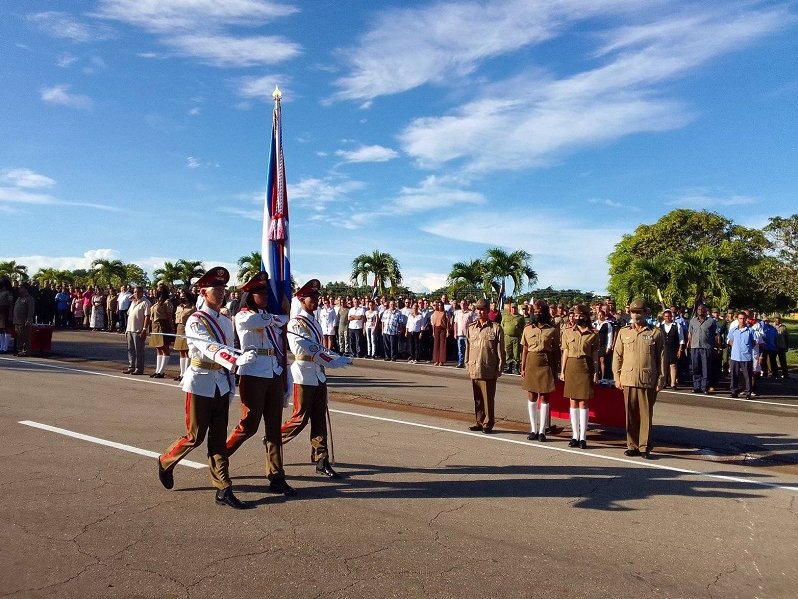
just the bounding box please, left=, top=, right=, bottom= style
left=148, top=285, right=175, bottom=378
left=520, top=300, right=558, bottom=441
left=172, top=289, right=196, bottom=381
left=561, top=305, right=599, bottom=449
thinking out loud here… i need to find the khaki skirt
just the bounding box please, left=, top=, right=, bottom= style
left=521, top=351, right=555, bottom=394
left=563, top=356, right=593, bottom=400
left=172, top=323, right=188, bottom=351
left=148, top=319, right=173, bottom=349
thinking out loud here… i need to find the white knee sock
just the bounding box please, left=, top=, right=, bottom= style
left=539, top=403, right=550, bottom=434
left=180, top=357, right=188, bottom=375
left=579, top=408, right=589, bottom=441
left=159, top=354, right=170, bottom=374
left=569, top=407, right=579, bottom=439
left=527, top=400, right=538, bottom=433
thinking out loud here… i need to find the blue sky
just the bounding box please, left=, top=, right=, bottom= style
left=1, top=0, right=796, bottom=295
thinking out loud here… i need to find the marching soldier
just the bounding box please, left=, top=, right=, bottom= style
left=613, top=299, right=665, bottom=459
left=281, top=279, right=351, bottom=478
left=157, top=267, right=257, bottom=509
left=225, top=272, right=296, bottom=496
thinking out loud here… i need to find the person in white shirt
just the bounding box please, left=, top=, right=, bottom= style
left=319, top=297, right=338, bottom=350
left=453, top=299, right=476, bottom=368
left=404, top=303, right=425, bottom=363
left=365, top=300, right=380, bottom=358
left=116, top=285, right=133, bottom=333
left=347, top=297, right=366, bottom=357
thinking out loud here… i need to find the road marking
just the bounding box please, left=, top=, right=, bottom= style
left=663, top=388, right=797, bottom=408
left=5, top=357, right=798, bottom=492
left=18, top=421, right=207, bottom=469
left=330, top=408, right=798, bottom=494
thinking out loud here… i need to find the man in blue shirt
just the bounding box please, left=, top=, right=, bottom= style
left=54, top=286, right=71, bottom=329
left=760, top=318, right=779, bottom=378
left=727, top=312, right=757, bottom=399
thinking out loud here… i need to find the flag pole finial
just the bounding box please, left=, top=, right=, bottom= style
left=273, top=85, right=282, bottom=100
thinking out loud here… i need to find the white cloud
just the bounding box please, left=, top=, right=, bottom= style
left=423, top=210, right=624, bottom=293
left=236, top=75, right=287, bottom=99
left=93, top=1, right=301, bottom=68
left=165, top=34, right=300, bottom=68
left=186, top=156, right=201, bottom=169
left=588, top=197, right=632, bottom=210
left=667, top=190, right=758, bottom=208
left=289, top=176, right=367, bottom=206
left=28, top=11, right=114, bottom=43
left=3, top=250, right=120, bottom=274
left=330, top=0, right=646, bottom=103
left=93, top=0, right=298, bottom=32
left=1, top=168, right=56, bottom=189
left=40, top=85, right=94, bottom=110
left=392, top=176, right=483, bottom=215
left=188, top=107, right=201, bottom=116
left=335, top=145, right=399, bottom=163
left=56, top=54, right=78, bottom=68
left=0, top=187, right=56, bottom=205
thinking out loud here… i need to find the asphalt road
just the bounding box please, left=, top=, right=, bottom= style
left=1, top=331, right=797, bottom=598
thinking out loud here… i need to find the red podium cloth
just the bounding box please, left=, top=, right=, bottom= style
left=547, top=379, right=626, bottom=429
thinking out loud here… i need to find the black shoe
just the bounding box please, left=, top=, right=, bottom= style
left=215, top=487, right=251, bottom=509
left=527, top=432, right=539, bottom=441
left=730, top=392, right=739, bottom=398
left=641, top=451, right=652, bottom=460
left=538, top=433, right=546, bottom=442
left=122, top=368, right=134, bottom=374
left=153, top=373, right=165, bottom=379
left=157, top=459, right=173, bottom=490
left=545, top=425, right=563, bottom=435
left=568, top=438, right=579, bottom=447
left=482, top=428, right=495, bottom=434
left=268, top=479, right=298, bottom=497
left=315, top=458, right=340, bottom=478
left=150, top=372, right=158, bottom=378
left=261, top=435, right=268, bottom=446
left=132, top=371, right=144, bottom=375
left=468, top=424, right=483, bottom=431
left=173, top=375, right=182, bottom=381
left=579, top=440, right=588, bottom=449
left=692, top=388, right=700, bottom=393
left=624, top=448, right=641, bottom=457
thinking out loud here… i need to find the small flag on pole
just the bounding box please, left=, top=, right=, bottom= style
left=261, top=85, right=291, bottom=317
left=372, top=275, right=379, bottom=302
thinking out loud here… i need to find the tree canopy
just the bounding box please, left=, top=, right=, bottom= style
left=351, top=250, right=403, bottom=294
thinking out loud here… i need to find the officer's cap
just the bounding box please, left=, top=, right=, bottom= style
left=474, top=299, right=488, bottom=310
left=629, top=299, right=648, bottom=313
left=195, top=266, right=229, bottom=288
left=296, top=279, right=321, bottom=298
left=239, top=271, right=269, bottom=293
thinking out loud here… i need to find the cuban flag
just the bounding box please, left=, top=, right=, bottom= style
left=372, top=275, right=379, bottom=302
left=498, top=279, right=506, bottom=308
left=261, top=86, right=292, bottom=317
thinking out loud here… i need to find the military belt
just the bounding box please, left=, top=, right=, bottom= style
left=256, top=348, right=276, bottom=356
left=191, top=359, right=222, bottom=370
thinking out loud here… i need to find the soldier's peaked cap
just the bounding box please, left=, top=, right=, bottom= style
left=629, top=299, right=648, bottom=312
left=195, top=266, right=229, bottom=288
left=296, top=279, right=321, bottom=298
left=239, top=271, right=269, bottom=293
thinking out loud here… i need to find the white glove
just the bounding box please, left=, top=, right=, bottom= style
left=327, top=354, right=352, bottom=369
left=235, top=349, right=257, bottom=366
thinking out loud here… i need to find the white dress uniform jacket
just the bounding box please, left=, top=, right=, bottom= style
left=288, top=308, right=340, bottom=386
left=182, top=309, right=237, bottom=397
left=234, top=308, right=287, bottom=378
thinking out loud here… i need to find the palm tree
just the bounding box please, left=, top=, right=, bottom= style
left=152, top=261, right=182, bottom=287
left=482, top=248, right=537, bottom=300
left=237, top=251, right=263, bottom=283
left=90, top=258, right=128, bottom=288
left=619, top=254, right=672, bottom=310
left=351, top=250, right=402, bottom=294
left=175, top=259, right=205, bottom=289
left=33, top=267, right=65, bottom=285
left=447, top=259, right=486, bottom=299
left=0, top=260, right=29, bottom=281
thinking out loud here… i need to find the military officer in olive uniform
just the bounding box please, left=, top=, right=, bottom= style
left=158, top=267, right=257, bottom=509
left=282, top=279, right=351, bottom=478
left=225, top=272, right=296, bottom=496
left=613, top=299, right=665, bottom=459
left=466, top=299, right=506, bottom=433
left=501, top=300, right=526, bottom=374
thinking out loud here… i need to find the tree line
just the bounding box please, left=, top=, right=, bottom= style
left=2, top=209, right=796, bottom=312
